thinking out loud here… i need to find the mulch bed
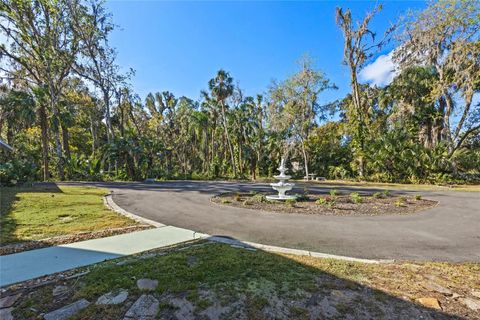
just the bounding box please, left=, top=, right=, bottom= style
left=212, top=193, right=437, bottom=216
left=0, top=225, right=152, bottom=255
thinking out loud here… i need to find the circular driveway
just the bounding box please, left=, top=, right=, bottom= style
left=92, top=181, right=479, bottom=262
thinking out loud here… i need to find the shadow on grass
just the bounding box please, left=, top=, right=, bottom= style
left=6, top=238, right=469, bottom=319
left=0, top=183, right=63, bottom=245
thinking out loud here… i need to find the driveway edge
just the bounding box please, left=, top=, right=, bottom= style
left=104, top=194, right=166, bottom=228
left=107, top=193, right=392, bottom=264
left=208, top=236, right=393, bottom=264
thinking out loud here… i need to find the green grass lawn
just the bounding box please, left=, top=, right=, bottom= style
left=11, top=241, right=480, bottom=319
left=0, top=184, right=136, bottom=244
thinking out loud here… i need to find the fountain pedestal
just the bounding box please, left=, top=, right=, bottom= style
left=266, top=158, right=297, bottom=201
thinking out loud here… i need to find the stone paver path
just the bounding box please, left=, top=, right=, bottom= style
left=0, top=226, right=206, bottom=287
left=96, top=290, right=129, bottom=305
left=124, top=294, right=159, bottom=320
left=43, top=299, right=90, bottom=320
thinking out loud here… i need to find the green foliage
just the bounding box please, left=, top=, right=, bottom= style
left=382, top=190, right=391, bottom=197
left=372, top=192, right=384, bottom=199
left=0, top=159, right=37, bottom=185
left=0, top=0, right=478, bottom=186
left=252, top=193, right=267, bottom=203
left=350, top=192, right=363, bottom=204
left=65, top=155, right=103, bottom=181
left=329, top=189, right=338, bottom=197
left=394, top=199, right=405, bottom=207
left=414, top=195, right=422, bottom=201
left=315, top=196, right=336, bottom=207
left=285, top=199, right=297, bottom=207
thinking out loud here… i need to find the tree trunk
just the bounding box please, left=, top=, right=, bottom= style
left=90, top=113, right=97, bottom=157
left=50, top=101, right=65, bottom=181
left=103, top=90, right=113, bottom=143
left=350, top=69, right=366, bottom=178
left=301, top=140, right=309, bottom=178
left=220, top=102, right=236, bottom=176
left=39, top=104, right=50, bottom=181
left=62, top=124, right=71, bottom=161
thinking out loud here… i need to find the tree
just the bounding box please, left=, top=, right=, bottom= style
left=394, top=0, right=480, bottom=173
left=336, top=5, right=394, bottom=177
left=381, top=66, right=442, bottom=149
left=268, top=57, right=335, bottom=177
left=74, top=0, right=130, bottom=144
left=207, top=70, right=236, bottom=176
left=0, top=0, right=90, bottom=180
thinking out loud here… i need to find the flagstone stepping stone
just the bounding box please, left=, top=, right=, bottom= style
left=472, top=290, right=480, bottom=299
left=52, top=285, right=69, bottom=297
left=96, top=290, right=129, bottom=305
left=44, top=299, right=90, bottom=320
left=123, top=294, right=159, bottom=320
left=416, top=297, right=442, bottom=310
left=460, top=297, right=480, bottom=311
left=0, top=293, right=21, bottom=308
left=423, top=282, right=452, bottom=295
left=0, top=308, right=14, bottom=320
left=137, top=278, right=158, bottom=291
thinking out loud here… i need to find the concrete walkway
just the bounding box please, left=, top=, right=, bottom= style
left=0, top=227, right=206, bottom=287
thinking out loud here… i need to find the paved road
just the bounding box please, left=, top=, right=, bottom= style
left=86, top=181, right=479, bottom=262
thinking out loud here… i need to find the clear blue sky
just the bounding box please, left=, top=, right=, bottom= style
left=107, top=1, right=427, bottom=105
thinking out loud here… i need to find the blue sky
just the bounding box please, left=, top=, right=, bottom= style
left=107, top=1, right=428, bottom=105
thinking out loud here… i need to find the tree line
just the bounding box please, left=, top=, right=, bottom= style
left=1, top=0, right=479, bottom=185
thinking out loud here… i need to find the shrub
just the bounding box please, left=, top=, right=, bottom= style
left=382, top=190, right=391, bottom=197
left=252, top=193, right=266, bottom=203
left=329, top=189, right=338, bottom=197
left=414, top=195, right=422, bottom=201
left=0, top=159, right=38, bottom=185
left=316, top=198, right=327, bottom=205
left=221, top=199, right=231, bottom=204
left=327, top=199, right=336, bottom=208
left=350, top=192, right=363, bottom=204
left=372, top=192, right=384, bottom=199
left=285, top=199, right=297, bottom=207
left=395, top=199, right=405, bottom=207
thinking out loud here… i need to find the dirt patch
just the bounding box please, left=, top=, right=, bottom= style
left=0, top=225, right=152, bottom=255
left=211, top=192, right=437, bottom=216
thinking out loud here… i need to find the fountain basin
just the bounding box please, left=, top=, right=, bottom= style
left=267, top=157, right=297, bottom=201
left=267, top=182, right=297, bottom=201
left=266, top=194, right=297, bottom=200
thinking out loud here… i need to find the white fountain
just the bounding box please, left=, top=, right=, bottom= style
left=266, top=158, right=297, bottom=201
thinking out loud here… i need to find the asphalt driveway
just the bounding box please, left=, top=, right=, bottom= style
left=84, top=181, right=479, bottom=262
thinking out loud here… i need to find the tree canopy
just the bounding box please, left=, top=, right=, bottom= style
left=1, top=0, right=479, bottom=185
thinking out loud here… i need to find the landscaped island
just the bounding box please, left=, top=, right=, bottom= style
left=212, top=190, right=437, bottom=216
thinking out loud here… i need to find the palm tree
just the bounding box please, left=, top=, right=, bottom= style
left=208, top=70, right=236, bottom=176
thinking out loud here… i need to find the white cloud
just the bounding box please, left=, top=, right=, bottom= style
left=359, top=51, right=398, bottom=87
